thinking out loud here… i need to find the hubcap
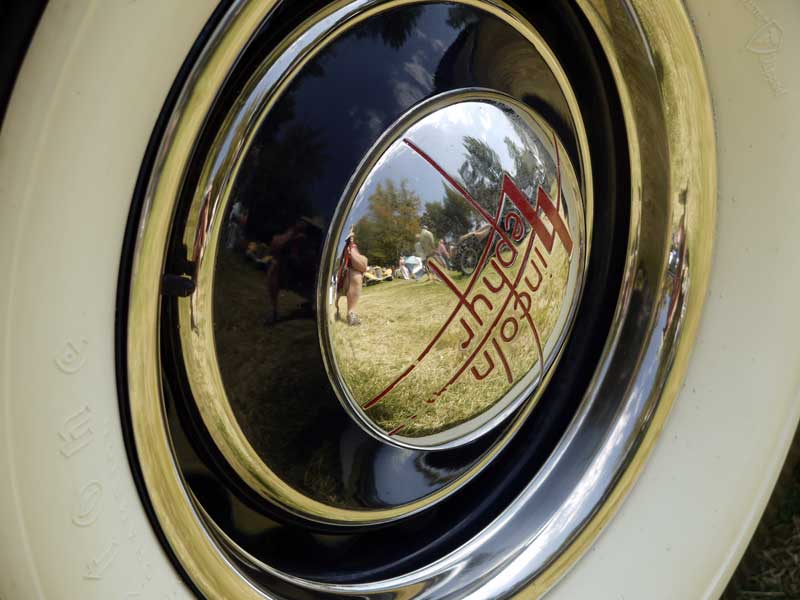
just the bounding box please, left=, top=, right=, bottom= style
left=169, top=3, right=593, bottom=525
left=120, top=0, right=716, bottom=598
left=323, top=92, right=586, bottom=449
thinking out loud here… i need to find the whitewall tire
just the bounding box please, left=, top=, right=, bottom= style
left=0, top=1, right=798, bottom=599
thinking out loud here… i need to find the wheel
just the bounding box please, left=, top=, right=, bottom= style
left=456, top=239, right=481, bottom=276
left=1, top=1, right=798, bottom=599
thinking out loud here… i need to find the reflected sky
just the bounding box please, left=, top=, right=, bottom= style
left=339, top=99, right=553, bottom=256
left=287, top=5, right=466, bottom=215
left=229, top=1, right=576, bottom=250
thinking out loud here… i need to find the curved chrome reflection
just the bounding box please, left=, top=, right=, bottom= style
left=321, top=92, right=587, bottom=450
left=170, top=3, right=590, bottom=524
left=125, top=0, right=716, bottom=599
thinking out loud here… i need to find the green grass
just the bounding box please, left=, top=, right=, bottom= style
left=209, top=236, right=571, bottom=503
left=328, top=238, right=570, bottom=438
left=213, top=252, right=345, bottom=504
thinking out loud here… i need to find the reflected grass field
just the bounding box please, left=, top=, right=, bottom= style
left=209, top=239, right=570, bottom=501
left=328, top=240, right=569, bottom=438
left=213, top=251, right=345, bottom=503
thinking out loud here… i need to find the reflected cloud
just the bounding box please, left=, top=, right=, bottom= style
left=392, top=79, right=427, bottom=109
left=404, top=51, right=435, bottom=89
left=348, top=106, right=386, bottom=139
left=414, top=27, right=447, bottom=52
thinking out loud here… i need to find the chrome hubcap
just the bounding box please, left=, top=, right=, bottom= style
left=170, top=4, right=595, bottom=526
left=323, top=92, right=587, bottom=449
left=121, top=0, right=715, bottom=597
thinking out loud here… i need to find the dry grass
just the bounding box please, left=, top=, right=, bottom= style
left=209, top=235, right=571, bottom=501
left=725, top=446, right=800, bottom=600
left=730, top=518, right=800, bottom=599
left=213, top=251, right=347, bottom=504
left=328, top=237, right=570, bottom=438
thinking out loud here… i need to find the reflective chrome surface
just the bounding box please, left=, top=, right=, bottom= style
left=322, top=92, right=586, bottom=449
left=124, top=0, right=716, bottom=599
left=171, top=1, right=592, bottom=526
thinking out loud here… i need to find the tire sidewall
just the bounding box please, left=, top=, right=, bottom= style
left=1, top=1, right=799, bottom=599
left=0, top=3, right=216, bottom=598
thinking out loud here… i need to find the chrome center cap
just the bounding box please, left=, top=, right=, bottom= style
left=321, top=92, right=586, bottom=450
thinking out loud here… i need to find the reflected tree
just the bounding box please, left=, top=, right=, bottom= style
left=458, top=135, right=503, bottom=213
left=421, top=184, right=474, bottom=243
left=237, top=123, right=327, bottom=242
left=355, top=179, right=421, bottom=266
left=504, top=122, right=546, bottom=199
left=446, top=5, right=479, bottom=29
left=355, top=6, right=424, bottom=49
left=231, top=54, right=330, bottom=242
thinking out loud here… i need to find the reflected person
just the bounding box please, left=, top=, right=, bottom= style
left=436, top=238, right=451, bottom=270
left=335, top=228, right=368, bottom=326
left=395, top=257, right=410, bottom=280
left=266, top=217, right=321, bottom=323
left=416, top=227, right=438, bottom=282
left=225, top=199, right=248, bottom=250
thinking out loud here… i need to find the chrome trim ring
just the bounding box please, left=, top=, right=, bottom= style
left=124, top=0, right=715, bottom=598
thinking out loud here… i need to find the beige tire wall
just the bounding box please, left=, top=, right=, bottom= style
left=0, top=2, right=215, bottom=598
left=550, top=0, right=800, bottom=598
left=0, top=2, right=797, bottom=600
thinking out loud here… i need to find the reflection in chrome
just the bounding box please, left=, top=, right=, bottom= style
left=124, top=0, right=716, bottom=598
left=171, top=15, right=591, bottom=524
left=322, top=94, right=586, bottom=449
